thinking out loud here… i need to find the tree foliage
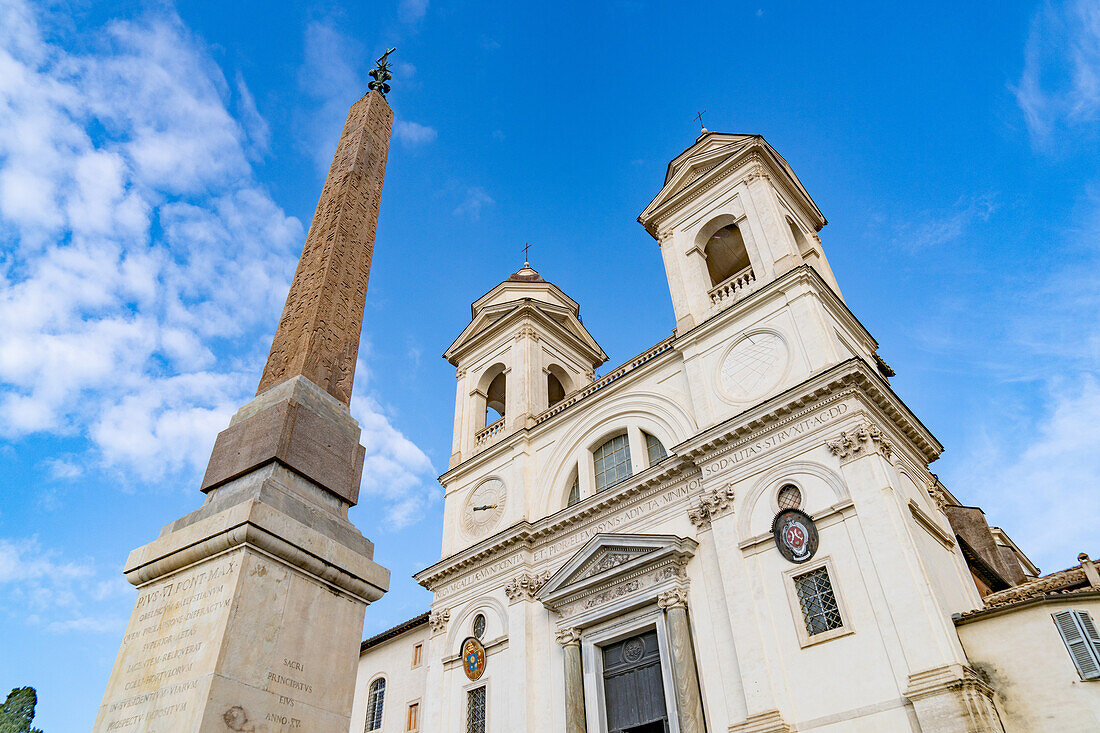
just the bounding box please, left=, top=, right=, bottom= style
left=0, top=687, right=43, bottom=733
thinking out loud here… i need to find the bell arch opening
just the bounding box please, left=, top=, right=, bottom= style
left=705, top=223, right=751, bottom=286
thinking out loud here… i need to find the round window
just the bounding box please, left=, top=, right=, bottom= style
left=472, top=613, right=486, bottom=639
left=777, top=484, right=802, bottom=510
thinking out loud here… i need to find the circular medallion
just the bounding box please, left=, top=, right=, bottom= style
left=718, top=331, right=789, bottom=403
left=622, top=637, right=645, bottom=663
left=462, top=478, right=506, bottom=537
left=461, top=637, right=487, bottom=681
left=772, top=508, right=819, bottom=563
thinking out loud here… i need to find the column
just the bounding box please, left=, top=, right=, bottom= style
left=555, top=628, right=586, bottom=733
left=659, top=589, right=707, bottom=733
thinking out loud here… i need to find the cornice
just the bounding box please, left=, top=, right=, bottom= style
left=445, top=299, right=606, bottom=367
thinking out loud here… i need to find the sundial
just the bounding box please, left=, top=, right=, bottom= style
left=719, top=331, right=788, bottom=402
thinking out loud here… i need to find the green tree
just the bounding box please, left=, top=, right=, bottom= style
left=0, top=687, right=43, bottom=733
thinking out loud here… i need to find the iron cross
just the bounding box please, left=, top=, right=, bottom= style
left=523, top=242, right=532, bottom=264
left=695, top=109, right=707, bottom=130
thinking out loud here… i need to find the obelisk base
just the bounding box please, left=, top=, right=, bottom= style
left=93, top=458, right=388, bottom=732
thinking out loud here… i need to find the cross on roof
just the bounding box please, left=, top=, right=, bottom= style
left=523, top=242, right=532, bottom=266
left=695, top=109, right=707, bottom=131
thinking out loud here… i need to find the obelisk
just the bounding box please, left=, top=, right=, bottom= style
left=93, top=50, right=399, bottom=733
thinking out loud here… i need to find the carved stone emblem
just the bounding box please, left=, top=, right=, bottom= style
left=687, top=484, right=735, bottom=528
left=555, top=627, right=582, bottom=646
left=504, top=571, right=552, bottom=602
left=428, top=608, right=450, bottom=634
left=826, top=422, right=892, bottom=462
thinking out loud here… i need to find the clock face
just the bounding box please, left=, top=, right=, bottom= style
left=462, top=479, right=506, bottom=537
left=718, top=330, right=788, bottom=402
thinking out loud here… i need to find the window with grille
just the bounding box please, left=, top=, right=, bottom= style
left=406, top=702, right=420, bottom=731
left=1052, top=609, right=1100, bottom=680
left=364, top=678, right=385, bottom=731
left=473, top=613, right=486, bottom=639
left=593, top=434, right=632, bottom=491
left=793, top=566, right=843, bottom=636
left=411, top=643, right=422, bottom=668
left=644, top=432, right=667, bottom=466
left=567, top=474, right=580, bottom=506
left=777, top=484, right=802, bottom=510
left=466, top=686, right=486, bottom=733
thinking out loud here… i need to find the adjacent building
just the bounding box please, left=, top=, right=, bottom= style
left=349, top=132, right=1100, bottom=732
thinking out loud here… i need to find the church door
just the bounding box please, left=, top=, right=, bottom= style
left=601, top=630, right=670, bottom=733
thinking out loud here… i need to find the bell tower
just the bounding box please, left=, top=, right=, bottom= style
left=444, top=263, right=606, bottom=467
left=639, top=132, right=842, bottom=332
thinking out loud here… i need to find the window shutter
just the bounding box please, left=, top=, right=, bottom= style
left=1052, top=610, right=1100, bottom=680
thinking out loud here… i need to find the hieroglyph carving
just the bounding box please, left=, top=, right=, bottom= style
left=687, top=484, right=735, bottom=528
left=504, top=571, right=552, bottom=602
left=428, top=609, right=450, bottom=634
left=257, top=90, right=394, bottom=405
left=826, top=422, right=892, bottom=463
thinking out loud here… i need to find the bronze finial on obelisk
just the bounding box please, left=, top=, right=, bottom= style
left=257, top=48, right=397, bottom=405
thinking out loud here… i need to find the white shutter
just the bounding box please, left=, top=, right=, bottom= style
left=1052, top=610, right=1100, bottom=680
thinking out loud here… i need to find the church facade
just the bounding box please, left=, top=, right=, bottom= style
left=349, top=133, right=1100, bottom=733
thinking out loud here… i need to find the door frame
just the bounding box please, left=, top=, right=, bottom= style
left=581, top=604, right=681, bottom=733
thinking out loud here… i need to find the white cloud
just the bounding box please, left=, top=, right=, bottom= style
left=0, top=0, right=438, bottom=528
left=398, top=0, right=429, bottom=24
left=396, top=119, right=437, bottom=146
left=894, top=194, right=997, bottom=250
left=0, top=537, right=91, bottom=583
left=1014, top=0, right=1100, bottom=148
left=951, top=378, right=1100, bottom=572
left=453, top=186, right=494, bottom=221
left=299, top=21, right=366, bottom=172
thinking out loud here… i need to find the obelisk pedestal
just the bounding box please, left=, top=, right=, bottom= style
left=94, top=72, right=398, bottom=733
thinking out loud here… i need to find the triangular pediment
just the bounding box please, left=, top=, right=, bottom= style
left=638, top=132, right=825, bottom=235
left=444, top=298, right=606, bottom=367
left=536, top=533, right=697, bottom=606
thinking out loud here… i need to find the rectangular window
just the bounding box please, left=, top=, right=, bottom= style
left=793, top=566, right=843, bottom=636
left=412, top=643, right=422, bottom=668
left=1053, top=609, right=1100, bottom=680
left=593, top=434, right=632, bottom=491
left=406, top=702, right=419, bottom=731
left=466, top=686, right=486, bottom=733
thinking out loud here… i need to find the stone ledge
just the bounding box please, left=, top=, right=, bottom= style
left=728, top=710, right=792, bottom=733
left=124, top=488, right=388, bottom=603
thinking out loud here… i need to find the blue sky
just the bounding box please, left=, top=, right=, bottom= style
left=1, top=0, right=1098, bottom=729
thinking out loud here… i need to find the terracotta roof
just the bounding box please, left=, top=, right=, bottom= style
left=360, top=611, right=429, bottom=652
left=954, top=557, right=1100, bottom=622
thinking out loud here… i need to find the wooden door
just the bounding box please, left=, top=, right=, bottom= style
left=601, top=630, right=669, bottom=733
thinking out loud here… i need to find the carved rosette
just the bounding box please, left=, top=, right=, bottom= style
left=555, top=627, right=582, bottom=647
left=687, top=483, right=735, bottom=528
left=826, top=422, right=892, bottom=463
left=504, top=571, right=552, bottom=602
left=657, top=587, right=690, bottom=610
left=428, top=608, right=450, bottom=634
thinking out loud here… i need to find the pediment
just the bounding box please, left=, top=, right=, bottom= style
left=638, top=132, right=825, bottom=235
left=536, top=533, right=697, bottom=615
left=445, top=299, right=606, bottom=366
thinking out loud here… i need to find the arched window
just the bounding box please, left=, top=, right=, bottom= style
left=788, top=218, right=812, bottom=256
left=644, top=432, right=667, bottom=466
left=705, top=224, right=751, bottom=286
left=567, top=473, right=580, bottom=506
left=593, top=434, right=632, bottom=492
left=548, top=372, right=566, bottom=408
left=365, top=678, right=385, bottom=731
left=486, top=372, right=506, bottom=424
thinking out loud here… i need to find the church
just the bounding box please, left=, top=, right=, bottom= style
left=347, top=132, right=1100, bottom=732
